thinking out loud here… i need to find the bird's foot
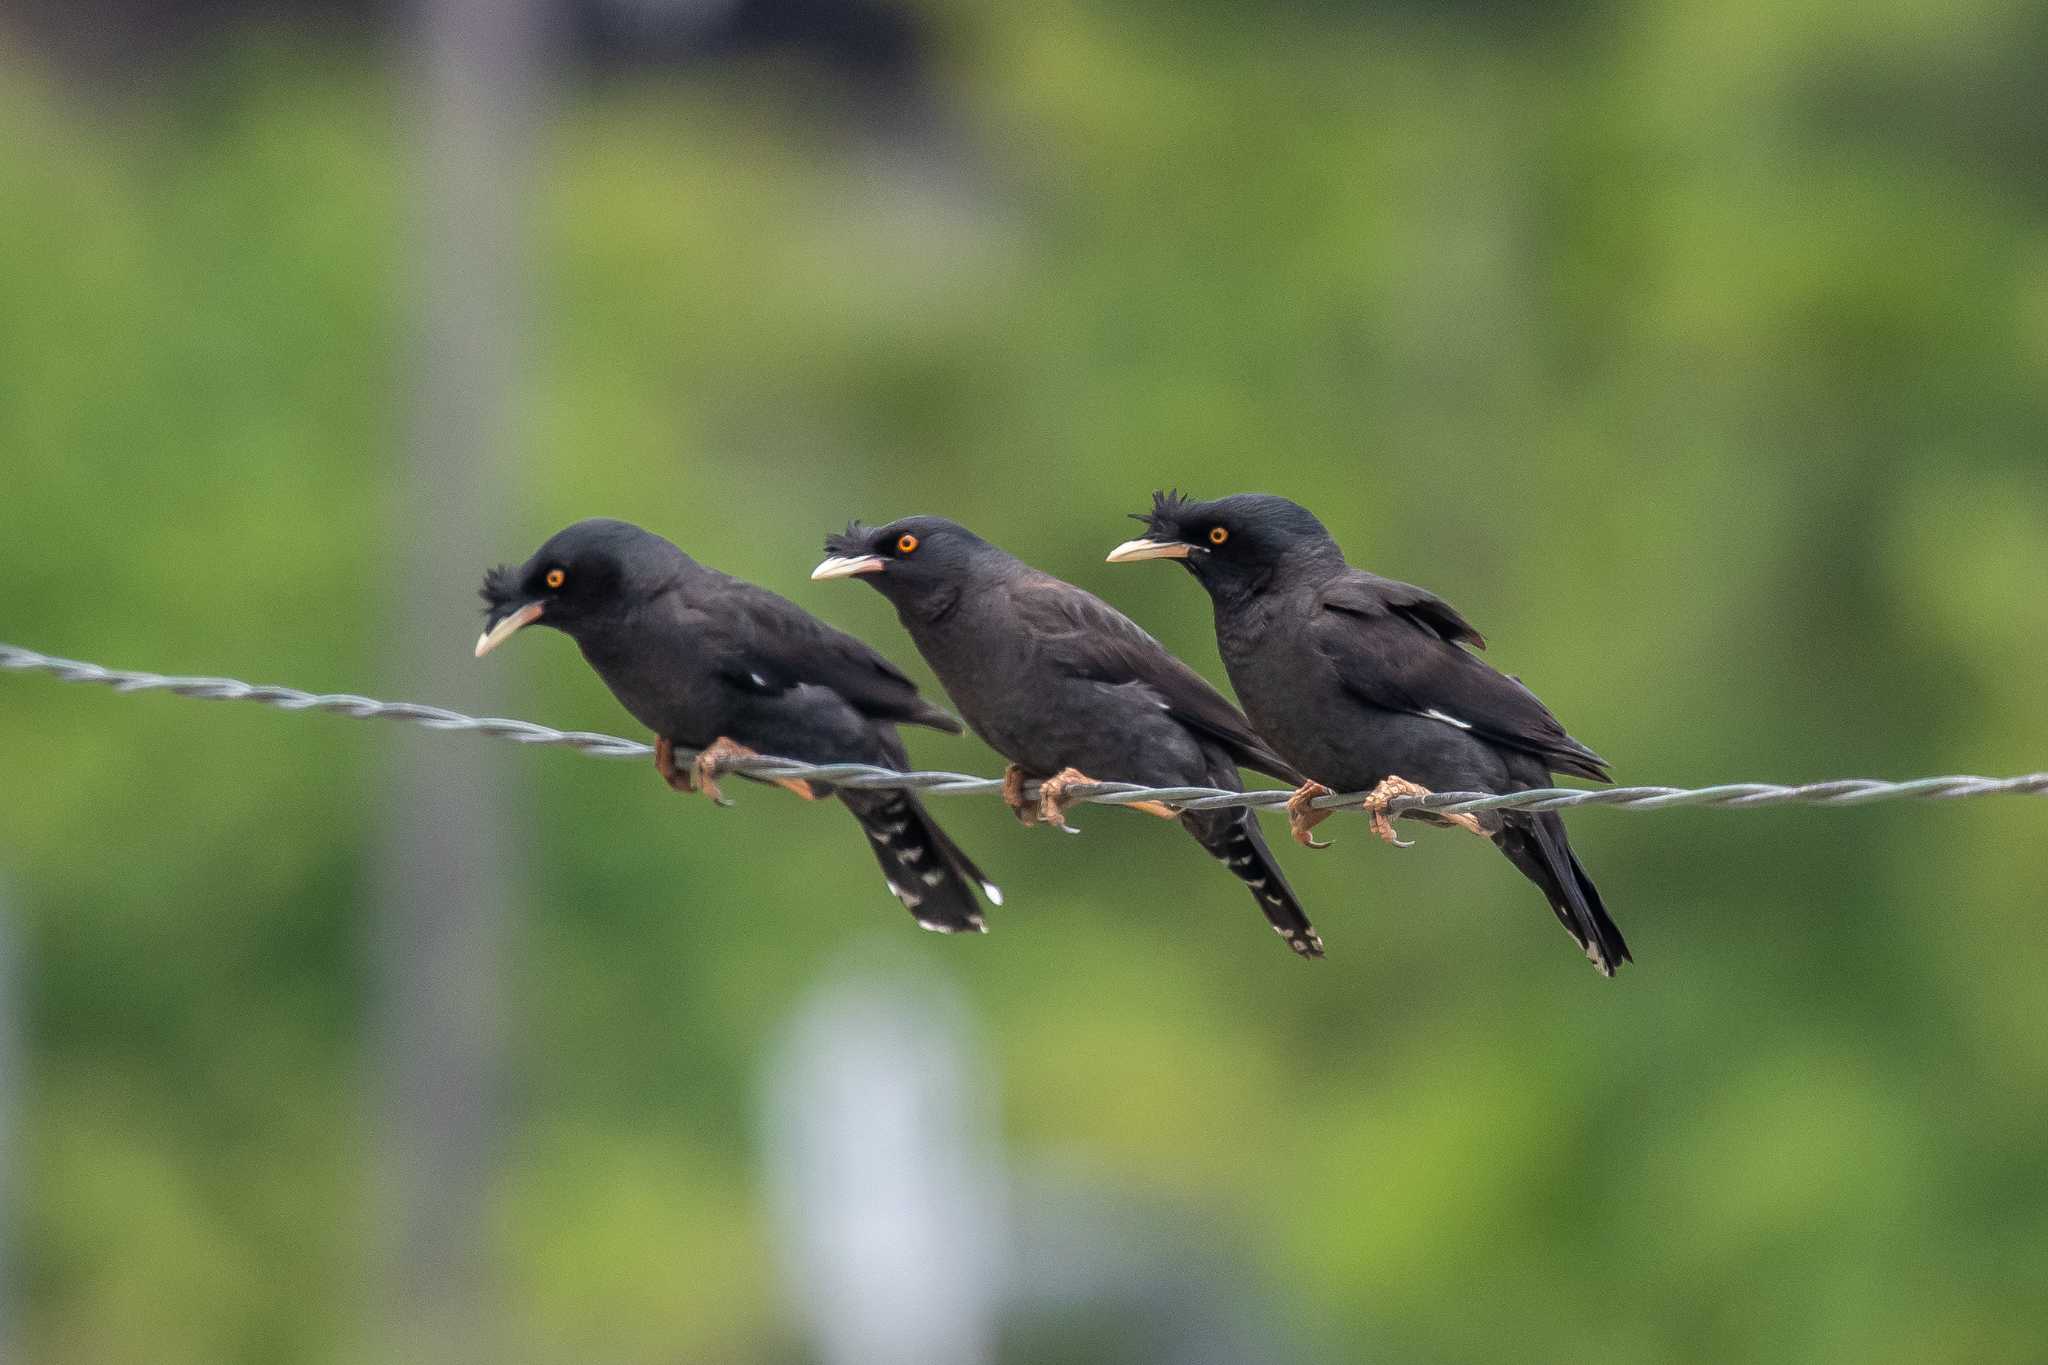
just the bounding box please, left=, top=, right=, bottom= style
left=1285, top=781, right=1335, bottom=849
left=654, top=736, right=697, bottom=794
left=1006, top=764, right=1173, bottom=826
left=1001, top=764, right=1041, bottom=827
left=693, top=736, right=818, bottom=806
left=1359, top=776, right=1484, bottom=847
left=1034, top=767, right=1100, bottom=833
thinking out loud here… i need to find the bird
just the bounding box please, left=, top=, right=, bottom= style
left=475, top=517, right=1001, bottom=934
left=811, top=516, right=1325, bottom=958
left=1106, top=492, right=1629, bottom=975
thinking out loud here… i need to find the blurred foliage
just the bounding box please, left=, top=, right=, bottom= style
left=3, top=0, right=2048, bottom=1360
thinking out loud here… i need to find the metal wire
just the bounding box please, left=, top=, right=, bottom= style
left=5, top=641, right=2045, bottom=818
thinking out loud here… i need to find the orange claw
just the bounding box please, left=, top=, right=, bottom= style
left=691, top=736, right=818, bottom=805
left=1285, top=780, right=1334, bottom=849
left=1034, top=767, right=1096, bottom=832
left=654, top=736, right=696, bottom=793
left=1360, top=775, right=1484, bottom=846
left=1001, top=764, right=1039, bottom=826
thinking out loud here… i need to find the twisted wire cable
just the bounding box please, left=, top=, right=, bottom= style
left=5, top=642, right=2045, bottom=818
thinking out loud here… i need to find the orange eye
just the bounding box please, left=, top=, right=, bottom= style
left=1208, top=526, right=1229, bottom=545
left=897, top=533, right=919, bottom=554
left=545, top=568, right=566, bottom=589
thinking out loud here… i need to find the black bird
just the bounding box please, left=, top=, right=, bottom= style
left=1107, top=492, right=1629, bottom=975
left=476, top=518, right=1001, bottom=933
left=812, top=516, right=1324, bottom=958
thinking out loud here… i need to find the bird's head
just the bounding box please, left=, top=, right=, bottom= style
left=811, top=516, right=994, bottom=610
left=475, top=518, right=683, bottom=657
left=1106, top=490, right=1340, bottom=597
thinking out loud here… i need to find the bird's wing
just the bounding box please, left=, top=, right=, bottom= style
left=705, top=576, right=963, bottom=733
left=1310, top=572, right=1609, bottom=781
left=1319, top=572, right=1488, bottom=648
left=1009, top=576, right=1301, bottom=783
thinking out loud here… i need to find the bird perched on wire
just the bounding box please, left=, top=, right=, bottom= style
left=1106, top=492, right=1629, bottom=975
left=476, top=518, right=1001, bottom=934
left=812, top=516, right=1324, bottom=959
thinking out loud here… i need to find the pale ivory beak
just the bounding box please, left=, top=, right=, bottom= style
left=473, top=600, right=545, bottom=658
left=1104, top=538, right=1192, bottom=563
left=810, top=554, right=887, bottom=580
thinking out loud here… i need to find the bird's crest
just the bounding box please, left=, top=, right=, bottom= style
left=1131, top=488, right=1196, bottom=539
left=479, top=564, right=522, bottom=613
left=823, top=521, right=875, bottom=558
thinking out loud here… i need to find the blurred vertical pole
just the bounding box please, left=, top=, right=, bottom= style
left=372, top=0, right=544, bottom=1359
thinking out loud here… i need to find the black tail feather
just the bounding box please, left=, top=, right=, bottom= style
left=1495, top=812, right=1630, bottom=976
left=844, top=790, right=999, bottom=933
left=1187, top=810, right=1324, bottom=959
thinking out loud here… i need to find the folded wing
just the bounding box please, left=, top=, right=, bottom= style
left=1310, top=572, right=1608, bottom=781
left=703, top=575, right=964, bottom=733
left=1010, top=576, right=1301, bottom=783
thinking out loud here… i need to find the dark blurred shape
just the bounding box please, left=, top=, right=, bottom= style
left=3, top=0, right=935, bottom=104
left=568, top=0, right=928, bottom=90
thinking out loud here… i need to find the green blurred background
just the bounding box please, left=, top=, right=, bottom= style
left=2, top=0, right=2047, bottom=1360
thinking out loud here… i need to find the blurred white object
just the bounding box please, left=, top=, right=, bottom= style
left=761, top=958, right=1006, bottom=1365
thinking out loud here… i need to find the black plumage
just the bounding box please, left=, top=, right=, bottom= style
left=476, top=517, right=1000, bottom=933
left=812, top=516, right=1324, bottom=958
left=1107, top=492, right=1629, bottom=975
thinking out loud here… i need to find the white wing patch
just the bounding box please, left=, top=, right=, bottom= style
left=1425, top=708, right=1473, bottom=730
